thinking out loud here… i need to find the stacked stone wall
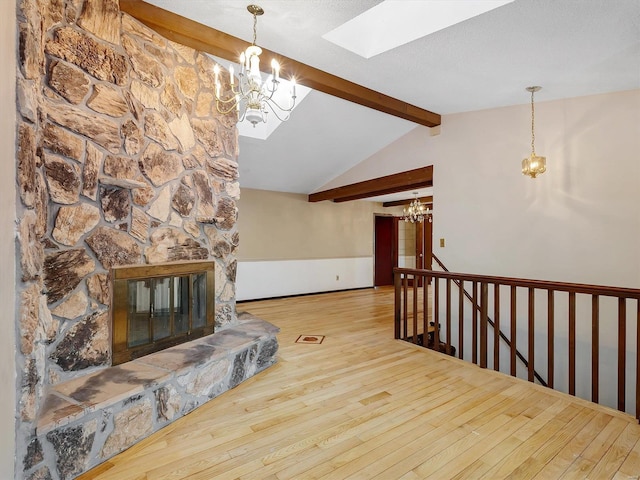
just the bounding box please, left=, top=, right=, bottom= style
left=15, top=1, right=245, bottom=478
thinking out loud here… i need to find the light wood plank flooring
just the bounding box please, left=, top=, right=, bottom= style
left=79, top=287, right=640, bottom=479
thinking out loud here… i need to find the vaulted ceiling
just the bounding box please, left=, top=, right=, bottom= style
left=126, top=1, right=640, bottom=202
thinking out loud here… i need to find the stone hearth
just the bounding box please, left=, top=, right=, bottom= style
left=33, top=313, right=278, bottom=479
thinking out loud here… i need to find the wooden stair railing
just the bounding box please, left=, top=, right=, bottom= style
left=431, top=254, right=547, bottom=386
left=394, top=265, right=640, bottom=420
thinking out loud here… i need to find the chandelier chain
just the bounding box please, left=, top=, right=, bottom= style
left=252, top=11, right=258, bottom=45
left=530, top=89, right=536, bottom=155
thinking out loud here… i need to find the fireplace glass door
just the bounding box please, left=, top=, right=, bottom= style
left=112, top=262, right=215, bottom=365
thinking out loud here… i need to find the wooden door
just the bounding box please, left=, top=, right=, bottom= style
left=415, top=218, right=433, bottom=271
left=374, top=216, right=398, bottom=286
left=414, top=218, right=432, bottom=286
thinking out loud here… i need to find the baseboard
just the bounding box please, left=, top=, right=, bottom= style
left=236, top=286, right=375, bottom=304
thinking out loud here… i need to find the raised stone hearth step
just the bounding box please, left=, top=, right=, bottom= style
left=33, top=314, right=278, bottom=478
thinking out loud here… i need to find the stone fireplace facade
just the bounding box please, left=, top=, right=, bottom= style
left=15, top=1, right=278, bottom=479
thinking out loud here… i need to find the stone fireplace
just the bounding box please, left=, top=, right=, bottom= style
left=14, top=1, right=278, bottom=479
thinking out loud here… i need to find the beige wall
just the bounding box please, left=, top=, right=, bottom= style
left=324, top=90, right=640, bottom=288
left=237, top=188, right=401, bottom=261
left=319, top=89, right=640, bottom=411
left=1, top=0, right=16, bottom=476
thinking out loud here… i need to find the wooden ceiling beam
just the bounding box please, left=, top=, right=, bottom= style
left=119, top=0, right=441, bottom=128
left=382, top=196, right=433, bottom=208
left=308, top=166, right=433, bottom=203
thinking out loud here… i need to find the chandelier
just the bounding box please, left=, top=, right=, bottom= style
left=402, top=193, right=431, bottom=223
left=521, top=86, right=546, bottom=178
left=213, top=5, right=297, bottom=126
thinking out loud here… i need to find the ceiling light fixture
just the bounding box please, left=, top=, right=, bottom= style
left=402, top=192, right=431, bottom=223
left=213, top=4, right=297, bottom=126
left=521, top=86, right=546, bottom=178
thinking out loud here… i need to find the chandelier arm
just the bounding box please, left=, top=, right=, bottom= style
left=261, top=99, right=293, bottom=122
left=214, top=99, right=240, bottom=115
left=215, top=88, right=241, bottom=105
left=260, top=95, right=297, bottom=114
left=237, top=107, right=247, bottom=123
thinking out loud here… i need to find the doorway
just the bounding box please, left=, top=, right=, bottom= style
left=374, top=216, right=398, bottom=286
left=415, top=218, right=433, bottom=272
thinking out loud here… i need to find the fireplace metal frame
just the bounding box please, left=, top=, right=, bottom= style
left=111, top=261, right=215, bottom=365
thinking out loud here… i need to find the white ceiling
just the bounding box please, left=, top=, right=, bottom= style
left=145, top=0, right=640, bottom=198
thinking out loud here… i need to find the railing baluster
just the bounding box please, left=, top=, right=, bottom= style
left=412, top=274, right=418, bottom=344
left=528, top=287, right=535, bottom=383
left=402, top=274, right=408, bottom=340
left=636, top=299, right=640, bottom=420
left=394, top=271, right=401, bottom=339
left=434, top=276, right=440, bottom=347
left=446, top=279, right=452, bottom=352
left=423, top=276, right=429, bottom=349
left=510, top=286, right=517, bottom=377
left=548, top=290, right=554, bottom=389
left=494, top=285, right=500, bottom=371
left=458, top=280, right=464, bottom=360
left=592, top=295, right=599, bottom=403
left=618, top=297, right=626, bottom=412
left=569, top=292, right=576, bottom=396
left=480, top=283, right=488, bottom=368
left=472, top=281, right=478, bottom=365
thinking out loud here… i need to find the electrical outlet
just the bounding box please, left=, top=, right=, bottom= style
left=440, top=238, right=445, bottom=248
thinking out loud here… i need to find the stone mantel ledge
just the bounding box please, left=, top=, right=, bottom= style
left=37, top=314, right=279, bottom=435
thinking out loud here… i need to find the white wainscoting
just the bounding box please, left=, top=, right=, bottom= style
left=236, top=257, right=374, bottom=301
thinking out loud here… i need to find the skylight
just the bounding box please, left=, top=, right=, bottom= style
left=323, top=0, right=514, bottom=59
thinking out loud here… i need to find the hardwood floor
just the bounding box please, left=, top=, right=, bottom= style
left=79, top=287, right=640, bottom=479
